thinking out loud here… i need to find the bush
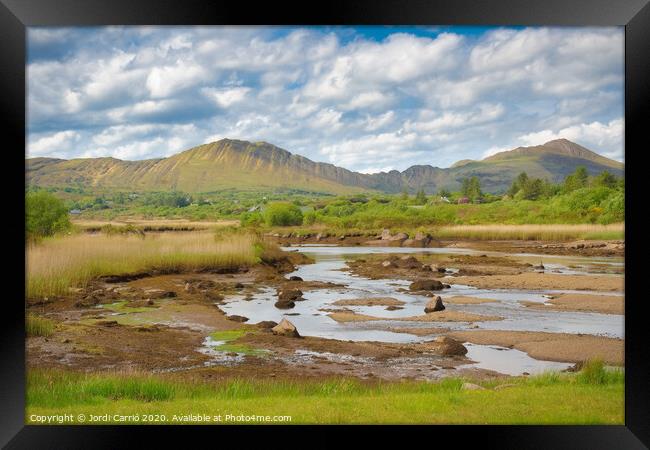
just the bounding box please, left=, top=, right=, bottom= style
left=264, top=202, right=303, bottom=226
left=26, top=191, right=71, bottom=239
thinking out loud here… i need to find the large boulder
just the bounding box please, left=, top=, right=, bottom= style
left=271, top=318, right=300, bottom=337
left=409, top=279, right=444, bottom=291
left=424, top=296, right=445, bottom=313
left=435, top=336, right=467, bottom=356
left=277, top=288, right=303, bottom=301
left=274, top=300, right=296, bottom=309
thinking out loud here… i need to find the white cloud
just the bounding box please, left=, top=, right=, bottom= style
left=29, top=130, right=81, bottom=157
left=27, top=26, right=624, bottom=171
left=518, top=118, right=624, bottom=160
left=146, top=61, right=206, bottom=98
left=203, top=87, right=251, bottom=108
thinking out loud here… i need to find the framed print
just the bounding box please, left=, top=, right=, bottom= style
left=2, top=0, right=649, bottom=447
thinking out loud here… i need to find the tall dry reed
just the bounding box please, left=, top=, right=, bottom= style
left=27, top=232, right=258, bottom=298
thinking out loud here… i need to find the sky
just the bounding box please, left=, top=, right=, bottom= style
left=27, top=26, right=624, bottom=173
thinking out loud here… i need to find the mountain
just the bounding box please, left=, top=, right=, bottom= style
left=26, top=138, right=623, bottom=194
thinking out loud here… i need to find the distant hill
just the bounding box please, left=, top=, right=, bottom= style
left=26, top=138, right=623, bottom=194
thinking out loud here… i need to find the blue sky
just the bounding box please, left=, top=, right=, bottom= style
left=27, top=26, right=624, bottom=172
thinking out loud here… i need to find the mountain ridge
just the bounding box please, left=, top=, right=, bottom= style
left=26, top=138, right=623, bottom=194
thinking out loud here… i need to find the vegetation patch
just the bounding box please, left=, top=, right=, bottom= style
left=27, top=362, right=624, bottom=424
left=208, top=329, right=268, bottom=356
left=26, top=315, right=55, bottom=337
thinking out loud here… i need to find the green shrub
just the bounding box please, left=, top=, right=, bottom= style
left=26, top=191, right=71, bottom=239
left=263, top=202, right=303, bottom=226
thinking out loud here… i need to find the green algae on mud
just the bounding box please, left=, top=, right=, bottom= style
left=208, top=329, right=269, bottom=356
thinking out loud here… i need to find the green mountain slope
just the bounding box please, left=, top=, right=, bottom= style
left=26, top=138, right=623, bottom=194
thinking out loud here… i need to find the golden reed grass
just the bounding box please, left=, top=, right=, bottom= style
left=26, top=232, right=258, bottom=298
left=433, top=223, right=624, bottom=241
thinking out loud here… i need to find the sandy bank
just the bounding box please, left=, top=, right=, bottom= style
left=332, top=297, right=405, bottom=306
left=520, top=293, right=623, bottom=315
left=450, top=273, right=623, bottom=291
left=443, top=296, right=500, bottom=305
left=448, top=330, right=623, bottom=365
left=328, top=310, right=502, bottom=323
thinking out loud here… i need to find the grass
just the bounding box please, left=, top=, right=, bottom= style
left=26, top=231, right=260, bottom=299
left=26, top=315, right=55, bottom=337
left=433, top=223, right=624, bottom=241
left=26, top=364, right=623, bottom=424
left=73, top=219, right=239, bottom=233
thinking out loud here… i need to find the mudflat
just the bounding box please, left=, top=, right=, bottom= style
left=449, top=273, right=623, bottom=291
left=449, top=330, right=623, bottom=365
left=520, top=293, right=623, bottom=315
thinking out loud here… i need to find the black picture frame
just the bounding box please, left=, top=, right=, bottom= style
left=2, top=0, right=648, bottom=447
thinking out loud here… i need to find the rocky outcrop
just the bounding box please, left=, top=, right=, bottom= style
left=424, top=296, right=445, bottom=313
left=434, top=336, right=467, bottom=356
left=271, top=318, right=300, bottom=337
left=409, top=279, right=444, bottom=291
left=277, top=288, right=304, bottom=301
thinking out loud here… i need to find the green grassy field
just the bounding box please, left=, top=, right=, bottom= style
left=27, top=364, right=623, bottom=425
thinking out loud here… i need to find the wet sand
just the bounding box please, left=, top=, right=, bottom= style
left=520, top=293, right=623, bottom=315
left=448, top=330, right=623, bottom=365
left=450, top=273, right=623, bottom=292
left=443, top=296, right=500, bottom=305
left=332, top=297, right=405, bottom=306
left=328, top=310, right=503, bottom=323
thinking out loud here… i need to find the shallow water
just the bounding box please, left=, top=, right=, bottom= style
left=221, top=245, right=624, bottom=374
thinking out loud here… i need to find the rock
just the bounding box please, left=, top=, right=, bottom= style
left=274, top=300, right=296, bottom=309
left=389, top=232, right=409, bottom=242
left=205, top=291, right=224, bottom=302
left=409, top=279, right=444, bottom=291
left=432, top=266, right=447, bottom=273
left=435, top=336, right=467, bottom=356
left=396, top=256, right=421, bottom=269
left=227, top=315, right=249, bottom=323
left=424, top=296, right=445, bottom=313
left=443, top=284, right=451, bottom=289
left=271, top=318, right=300, bottom=337
left=420, top=264, right=432, bottom=271
left=289, top=276, right=303, bottom=281
left=234, top=282, right=244, bottom=289
left=382, top=260, right=396, bottom=268
left=381, top=229, right=392, bottom=240
left=385, top=305, right=403, bottom=311
left=462, top=382, right=486, bottom=391
left=146, top=298, right=154, bottom=306
left=277, top=288, right=303, bottom=301
left=256, top=320, right=278, bottom=329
